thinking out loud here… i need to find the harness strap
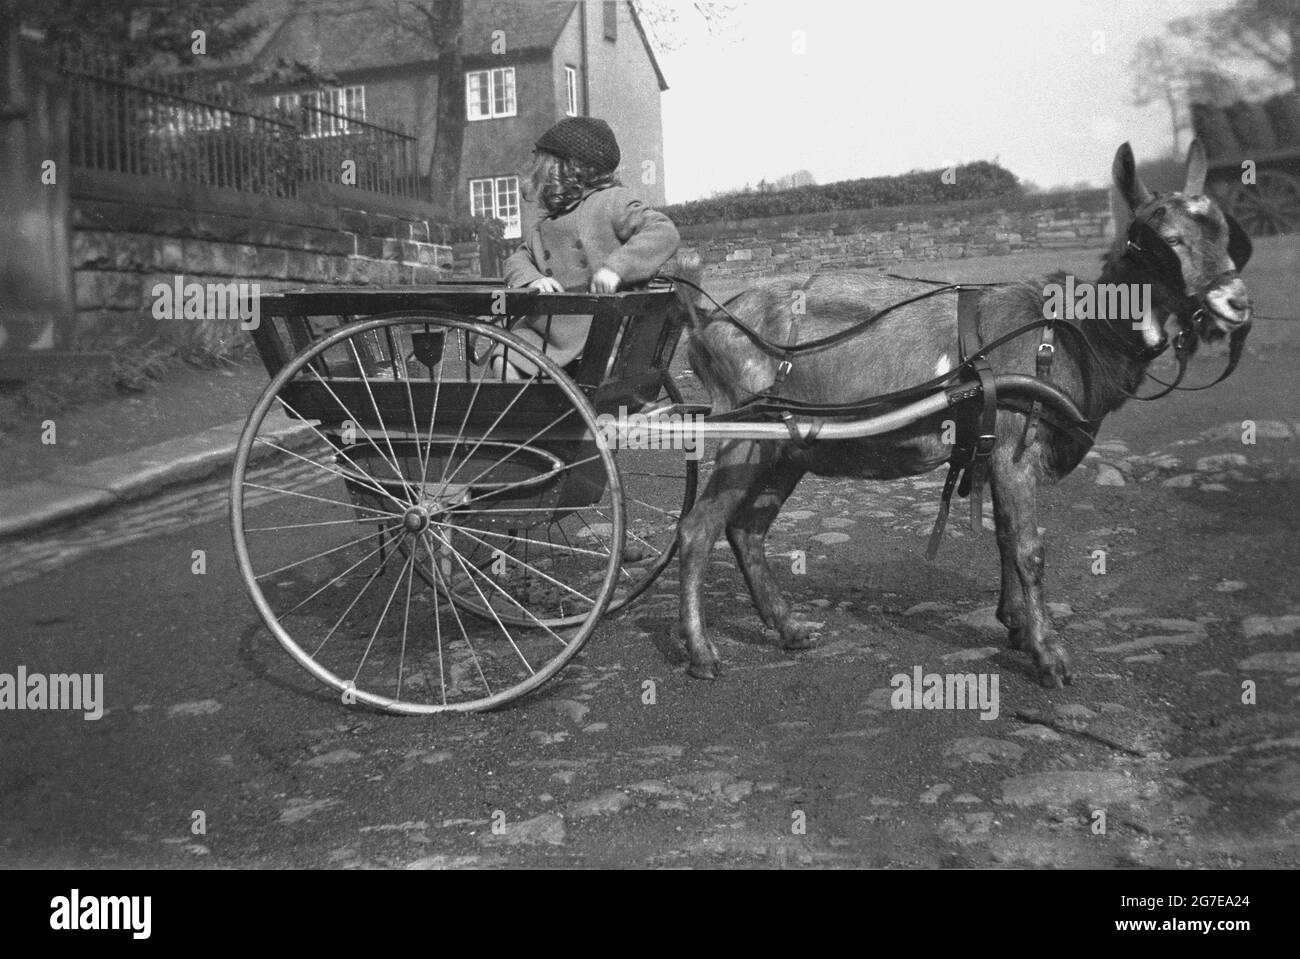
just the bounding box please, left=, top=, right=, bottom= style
left=997, top=395, right=1098, bottom=450
left=1021, top=315, right=1056, bottom=453
left=956, top=288, right=997, bottom=533
left=781, top=411, right=824, bottom=447
left=966, top=362, right=997, bottom=531
left=925, top=463, right=964, bottom=561
left=770, top=272, right=820, bottom=393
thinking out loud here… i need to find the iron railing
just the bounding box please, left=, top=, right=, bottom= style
left=59, top=50, right=425, bottom=201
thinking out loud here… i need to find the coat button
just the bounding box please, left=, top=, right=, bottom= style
left=543, top=250, right=551, bottom=260
left=573, top=239, right=583, bottom=250
left=545, top=268, right=554, bottom=276
left=578, top=256, right=588, bottom=268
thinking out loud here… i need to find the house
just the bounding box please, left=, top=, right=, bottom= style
left=219, top=1, right=669, bottom=238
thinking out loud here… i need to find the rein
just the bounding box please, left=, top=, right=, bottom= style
left=660, top=273, right=1007, bottom=359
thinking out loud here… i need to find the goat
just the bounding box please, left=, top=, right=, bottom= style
left=676, top=141, right=1253, bottom=688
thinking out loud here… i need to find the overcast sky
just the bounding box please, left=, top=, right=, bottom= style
left=654, top=0, right=1243, bottom=202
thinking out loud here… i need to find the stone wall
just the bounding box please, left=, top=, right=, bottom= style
left=677, top=190, right=1114, bottom=280
left=70, top=171, right=458, bottom=352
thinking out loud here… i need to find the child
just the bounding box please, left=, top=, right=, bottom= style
left=491, top=116, right=680, bottom=378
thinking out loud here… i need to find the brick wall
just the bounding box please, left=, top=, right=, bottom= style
left=677, top=189, right=1114, bottom=280
left=69, top=171, right=458, bottom=352
left=582, top=1, right=668, bottom=207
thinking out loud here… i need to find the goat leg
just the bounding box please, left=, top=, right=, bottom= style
left=989, top=443, right=1073, bottom=688
left=994, top=523, right=1029, bottom=650
left=678, top=440, right=770, bottom=679
left=726, top=456, right=814, bottom=649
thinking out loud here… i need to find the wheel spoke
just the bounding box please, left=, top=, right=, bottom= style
left=345, top=337, right=408, bottom=484
left=245, top=516, right=384, bottom=533
left=430, top=519, right=599, bottom=607
left=449, top=447, right=604, bottom=516
left=271, top=392, right=411, bottom=513
left=448, top=403, right=577, bottom=494
left=437, top=370, right=543, bottom=492
left=429, top=529, right=541, bottom=674
left=433, top=523, right=613, bottom=560
left=252, top=434, right=403, bottom=511
left=351, top=538, right=419, bottom=686
left=312, top=538, right=391, bottom=659
left=416, top=535, right=493, bottom=700
left=254, top=524, right=390, bottom=581
left=241, top=480, right=396, bottom=519
left=280, top=533, right=396, bottom=618
left=418, top=348, right=447, bottom=491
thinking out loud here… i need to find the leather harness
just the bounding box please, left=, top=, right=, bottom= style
left=923, top=287, right=1001, bottom=559
left=662, top=237, right=1249, bottom=557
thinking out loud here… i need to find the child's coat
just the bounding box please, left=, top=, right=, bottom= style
left=500, top=184, right=680, bottom=372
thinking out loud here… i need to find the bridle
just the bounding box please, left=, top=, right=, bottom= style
left=1109, top=201, right=1252, bottom=401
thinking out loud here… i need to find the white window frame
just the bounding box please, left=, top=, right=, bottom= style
left=272, top=85, right=366, bottom=137
left=466, top=67, right=517, bottom=121
left=564, top=65, right=579, bottom=116
left=469, top=175, right=522, bottom=239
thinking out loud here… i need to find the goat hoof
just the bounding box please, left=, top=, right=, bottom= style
left=1036, top=653, right=1073, bottom=689
left=780, top=621, right=821, bottom=649
left=687, top=659, right=720, bottom=680
left=781, top=627, right=819, bottom=651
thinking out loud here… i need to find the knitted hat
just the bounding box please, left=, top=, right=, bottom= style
left=535, top=117, right=621, bottom=173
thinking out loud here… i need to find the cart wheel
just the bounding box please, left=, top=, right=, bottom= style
left=230, top=313, right=624, bottom=714
left=438, top=377, right=697, bottom=627
left=1218, top=171, right=1300, bottom=236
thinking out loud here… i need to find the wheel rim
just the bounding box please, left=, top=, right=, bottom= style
left=230, top=313, right=624, bottom=714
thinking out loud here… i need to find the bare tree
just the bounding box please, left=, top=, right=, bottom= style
left=311, top=0, right=463, bottom=217
left=1170, top=0, right=1299, bottom=91
left=1131, top=0, right=1298, bottom=153
left=1129, top=36, right=1198, bottom=148
left=634, top=0, right=743, bottom=52
left=379, top=0, right=464, bottom=219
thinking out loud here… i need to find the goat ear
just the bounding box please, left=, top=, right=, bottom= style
left=1225, top=212, right=1253, bottom=270
left=1112, top=142, right=1152, bottom=211
left=1109, top=185, right=1133, bottom=241
left=1184, top=139, right=1208, bottom=195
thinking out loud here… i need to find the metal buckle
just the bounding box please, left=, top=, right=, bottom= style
left=776, top=359, right=793, bottom=378
left=974, top=434, right=997, bottom=456
left=1037, top=342, right=1055, bottom=355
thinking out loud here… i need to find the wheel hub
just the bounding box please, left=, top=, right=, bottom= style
left=401, top=506, right=431, bottom=534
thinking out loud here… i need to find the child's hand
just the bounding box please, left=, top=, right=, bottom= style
left=589, top=268, right=620, bottom=293
left=529, top=277, right=564, bottom=293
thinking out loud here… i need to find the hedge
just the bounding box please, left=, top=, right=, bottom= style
left=661, top=160, right=1022, bottom=226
